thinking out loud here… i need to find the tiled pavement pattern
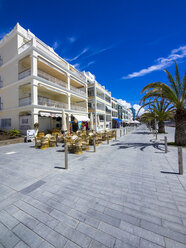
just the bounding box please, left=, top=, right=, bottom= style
left=0, top=125, right=186, bottom=248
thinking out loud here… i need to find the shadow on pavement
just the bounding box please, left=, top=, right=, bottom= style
left=54, top=166, right=65, bottom=169
left=111, top=142, right=164, bottom=151
left=160, top=171, right=179, bottom=175
left=132, top=131, right=152, bottom=135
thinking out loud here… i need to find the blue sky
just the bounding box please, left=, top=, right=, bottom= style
left=0, top=0, right=186, bottom=111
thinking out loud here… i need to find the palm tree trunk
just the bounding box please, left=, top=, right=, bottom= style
left=175, top=108, right=186, bottom=146
left=151, top=119, right=155, bottom=130
left=158, top=121, right=165, bottom=133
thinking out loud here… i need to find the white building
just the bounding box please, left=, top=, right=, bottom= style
left=83, top=71, right=112, bottom=131
left=0, top=23, right=89, bottom=133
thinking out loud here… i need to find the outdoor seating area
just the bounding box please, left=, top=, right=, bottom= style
left=34, top=128, right=117, bottom=154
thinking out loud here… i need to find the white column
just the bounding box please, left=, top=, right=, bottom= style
left=31, top=109, right=39, bottom=129
left=67, top=74, right=70, bottom=90
left=68, top=94, right=71, bottom=110
left=31, top=51, right=38, bottom=76
left=104, top=113, right=106, bottom=130
left=31, top=79, right=38, bottom=105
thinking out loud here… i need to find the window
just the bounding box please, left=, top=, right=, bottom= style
left=0, top=97, right=2, bottom=110
left=0, top=119, right=11, bottom=128
left=88, top=88, right=94, bottom=97
left=0, top=56, right=2, bottom=66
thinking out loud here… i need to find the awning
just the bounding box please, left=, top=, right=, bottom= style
left=113, top=118, right=122, bottom=122
left=73, top=115, right=90, bottom=122
left=106, top=105, right=112, bottom=111
left=40, top=112, right=62, bottom=118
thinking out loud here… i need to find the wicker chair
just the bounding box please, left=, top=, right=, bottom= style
left=67, top=135, right=83, bottom=154
left=40, top=137, right=49, bottom=149
left=81, top=134, right=90, bottom=151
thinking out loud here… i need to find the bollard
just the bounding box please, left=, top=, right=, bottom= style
left=123, top=128, right=125, bottom=136
left=93, top=135, right=96, bottom=152
left=178, top=146, right=183, bottom=175
left=120, top=129, right=122, bottom=137
left=115, top=130, right=117, bottom=140
left=155, top=130, right=157, bottom=140
left=164, top=136, right=168, bottom=153
left=107, top=133, right=109, bottom=144
left=65, top=140, right=68, bottom=169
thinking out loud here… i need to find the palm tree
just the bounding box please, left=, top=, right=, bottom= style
left=140, top=61, right=186, bottom=145
left=139, top=98, right=174, bottom=133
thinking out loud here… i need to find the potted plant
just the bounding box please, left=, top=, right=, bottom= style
left=34, top=122, right=39, bottom=137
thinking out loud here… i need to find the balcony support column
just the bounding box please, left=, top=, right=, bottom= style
left=31, top=79, right=38, bottom=106
left=31, top=109, right=39, bottom=129
left=31, top=51, right=38, bottom=76
left=68, top=94, right=71, bottom=110
left=67, top=74, right=70, bottom=90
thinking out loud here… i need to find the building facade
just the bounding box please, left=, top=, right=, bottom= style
left=84, top=71, right=112, bottom=131
left=0, top=23, right=89, bottom=133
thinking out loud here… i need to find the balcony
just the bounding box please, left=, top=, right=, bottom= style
left=38, top=97, right=67, bottom=109
left=36, top=39, right=68, bottom=69
left=97, top=94, right=104, bottom=100
left=70, top=68, right=86, bottom=81
left=70, top=85, right=86, bottom=96
left=18, top=41, right=31, bottom=54
left=19, top=97, right=31, bottom=107
left=71, top=104, right=86, bottom=112
left=105, top=98, right=111, bottom=104
left=38, top=70, right=67, bottom=88
left=97, top=105, right=105, bottom=111
left=18, top=69, right=31, bottom=80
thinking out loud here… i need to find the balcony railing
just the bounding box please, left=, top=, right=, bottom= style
left=19, top=97, right=31, bottom=107
left=36, top=39, right=68, bottom=69
left=97, top=94, right=104, bottom=100
left=70, top=68, right=86, bottom=81
left=18, top=69, right=31, bottom=80
left=71, top=104, right=86, bottom=112
left=38, top=97, right=67, bottom=109
left=70, top=85, right=86, bottom=96
left=18, top=41, right=31, bottom=54
left=97, top=105, right=105, bottom=111
left=105, top=98, right=111, bottom=103
left=38, top=70, right=67, bottom=88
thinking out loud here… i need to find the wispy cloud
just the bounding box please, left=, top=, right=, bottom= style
left=52, top=41, right=59, bottom=50
left=80, top=61, right=95, bottom=70
left=84, top=45, right=114, bottom=60
left=73, top=63, right=80, bottom=70
left=67, top=36, right=77, bottom=44
left=65, top=48, right=89, bottom=62
left=122, top=45, right=186, bottom=79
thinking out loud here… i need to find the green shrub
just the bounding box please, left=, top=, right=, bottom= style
left=8, top=129, right=20, bottom=137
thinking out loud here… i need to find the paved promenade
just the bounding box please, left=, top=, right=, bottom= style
left=0, top=125, right=186, bottom=248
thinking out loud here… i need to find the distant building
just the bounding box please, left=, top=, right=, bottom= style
left=130, top=107, right=136, bottom=120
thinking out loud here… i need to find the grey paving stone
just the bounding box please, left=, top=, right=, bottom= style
left=104, top=207, right=140, bottom=226
left=14, top=200, right=59, bottom=229
left=20, top=180, right=46, bottom=194
left=139, top=239, right=164, bottom=248
left=68, top=209, right=100, bottom=228
left=5, top=205, right=20, bottom=215
left=162, top=219, right=186, bottom=235
left=77, top=222, right=116, bottom=248
left=87, top=208, right=121, bottom=228
left=38, top=241, right=55, bottom=248
left=50, top=209, right=78, bottom=228
left=55, top=222, right=92, bottom=248
left=0, top=209, right=19, bottom=230
left=13, top=210, right=39, bottom=230
left=89, top=240, right=108, bottom=248
left=64, top=240, right=81, bottom=248
left=98, top=221, right=139, bottom=247
left=140, top=219, right=186, bottom=244
left=0, top=222, right=20, bottom=248
left=14, top=241, right=30, bottom=248
left=12, top=223, right=44, bottom=248
left=33, top=223, right=67, bottom=248
left=120, top=220, right=165, bottom=247
left=114, top=239, right=136, bottom=248
left=165, top=238, right=186, bottom=248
